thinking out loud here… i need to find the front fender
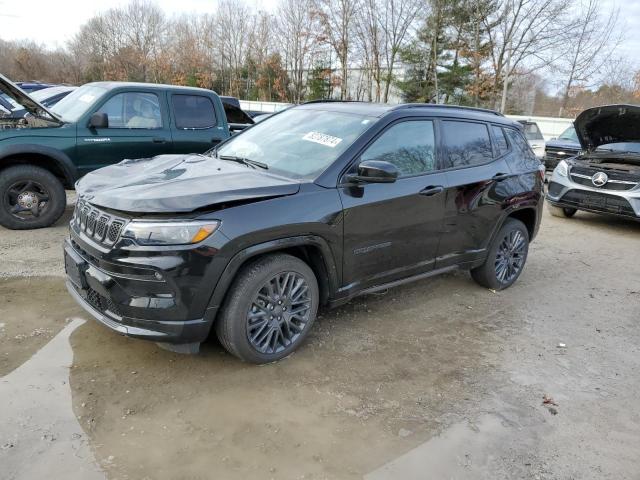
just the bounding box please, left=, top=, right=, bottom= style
left=0, top=143, right=79, bottom=185
left=204, top=235, right=340, bottom=323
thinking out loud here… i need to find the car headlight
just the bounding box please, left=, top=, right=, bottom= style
left=555, top=160, right=569, bottom=177
left=122, top=220, right=220, bottom=246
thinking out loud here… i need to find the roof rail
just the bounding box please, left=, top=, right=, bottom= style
left=301, top=99, right=365, bottom=105
left=391, top=103, right=504, bottom=117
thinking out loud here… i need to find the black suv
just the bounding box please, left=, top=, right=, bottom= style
left=64, top=102, right=544, bottom=363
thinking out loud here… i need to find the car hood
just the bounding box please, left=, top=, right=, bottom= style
left=77, top=154, right=301, bottom=213
left=0, top=73, right=62, bottom=123
left=574, top=104, right=640, bottom=151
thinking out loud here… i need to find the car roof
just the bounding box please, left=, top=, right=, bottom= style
left=297, top=101, right=518, bottom=126
left=85, top=81, right=218, bottom=95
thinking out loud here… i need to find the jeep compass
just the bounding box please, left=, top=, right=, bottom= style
left=64, top=102, right=544, bottom=363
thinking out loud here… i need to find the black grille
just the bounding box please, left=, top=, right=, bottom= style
left=85, top=286, right=123, bottom=318
left=72, top=200, right=127, bottom=246
left=560, top=190, right=636, bottom=217
left=545, top=147, right=579, bottom=161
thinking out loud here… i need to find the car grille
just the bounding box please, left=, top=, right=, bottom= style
left=560, top=190, right=636, bottom=217
left=85, top=286, right=123, bottom=318
left=72, top=199, right=127, bottom=246
left=545, top=146, right=580, bottom=161
left=569, top=166, right=639, bottom=191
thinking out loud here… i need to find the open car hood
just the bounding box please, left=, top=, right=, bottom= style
left=575, top=104, right=640, bottom=151
left=0, top=73, right=62, bottom=123
left=77, top=154, right=301, bottom=213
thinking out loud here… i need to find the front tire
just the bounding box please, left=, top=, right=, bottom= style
left=0, top=165, right=66, bottom=230
left=549, top=205, right=577, bottom=218
left=471, top=218, right=529, bottom=290
left=215, top=254, right=319, bottom=364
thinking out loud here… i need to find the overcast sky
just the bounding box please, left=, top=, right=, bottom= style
left=1, top=0, right=638, bottom=66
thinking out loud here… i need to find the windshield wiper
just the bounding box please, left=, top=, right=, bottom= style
left=218, top=155, right=268, bottom=170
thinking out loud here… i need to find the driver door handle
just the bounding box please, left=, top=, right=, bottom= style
left=152, top=137, right=167, bottom=144
left=419, top=185, right=444, bottom=196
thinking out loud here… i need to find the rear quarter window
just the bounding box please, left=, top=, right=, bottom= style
left=172, top=94, right=217, bottom=129
left=504, top=127, right=540, bottom=169
left=441, top=120, right=493, bottom=168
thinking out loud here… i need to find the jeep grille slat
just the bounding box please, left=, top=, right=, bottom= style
left=72, top=200, right=126, bottom=247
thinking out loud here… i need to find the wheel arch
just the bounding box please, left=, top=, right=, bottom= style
left=0, top=145, right=78, bottom=189
left=206, top=235, right=340, bottom=322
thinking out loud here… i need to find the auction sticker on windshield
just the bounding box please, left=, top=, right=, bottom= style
left=302, top=131, right=343, bottom=148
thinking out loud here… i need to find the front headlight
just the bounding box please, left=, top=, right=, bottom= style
left=122, top=220, right=220, bottom=246
left=555, top=160, right=569, bottom=177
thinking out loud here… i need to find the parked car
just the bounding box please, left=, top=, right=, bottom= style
left=6, top=85, right=77, bottom=118
left=15, top=81, right=58, bottom=93
left=64, top=101, right=544, bottom=363
left=517, top=120, right=545, bottom=158
left=546, top=104, right=640, bottom=221
left=543, top=125, right=581, bottom=171
left=0, top=74, right=250, bottom=230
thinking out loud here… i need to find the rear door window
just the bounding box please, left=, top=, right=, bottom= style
left=171, top=94, right=217, bottom=129
left=441, top=120, right=493, bottom=168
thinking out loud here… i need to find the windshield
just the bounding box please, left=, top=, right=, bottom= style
left=521, top=123, right=543, bottom=141
left=214, top=108, right=378, bottom=179
left=596, top=142, right=640, bottom=154
left=51, top=85, right=108, bottom=122
left=558, top=126, right=578, bottom=142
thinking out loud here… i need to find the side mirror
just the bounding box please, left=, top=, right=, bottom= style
left=346, top=160, right=399, bottom=184
left=89, top=112, right=108, bottom=129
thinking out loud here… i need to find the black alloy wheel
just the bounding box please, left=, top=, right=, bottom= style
left=494, top=229, right=527, bottom=285
left=470, top=218, right=529, bottom=290
left=216, top=253, right=319, bottom=363
left=246, top=271, right=312, bottom=355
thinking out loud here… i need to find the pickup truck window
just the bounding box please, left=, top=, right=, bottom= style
left=96, top=92, right=162, bottom=129
left=172, top=94, right=217, bottom=129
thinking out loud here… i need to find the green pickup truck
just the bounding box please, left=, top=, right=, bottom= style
left=0, top=75, right=246, bottom=230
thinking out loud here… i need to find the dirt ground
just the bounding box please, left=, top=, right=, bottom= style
left=1, top=204, right=639, bottom=479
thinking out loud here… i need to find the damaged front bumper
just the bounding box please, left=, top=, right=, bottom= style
left=546, top=166, right=640, bottom=220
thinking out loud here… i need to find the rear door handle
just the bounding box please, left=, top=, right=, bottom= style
left=492, top=172, right=511, bottom=181
left=152, top=137, right=167, bottom=144
left=419, top=185, right=444, bottom=196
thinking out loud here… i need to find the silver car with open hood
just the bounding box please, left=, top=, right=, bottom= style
left=546, top=104, right=640, bottom=221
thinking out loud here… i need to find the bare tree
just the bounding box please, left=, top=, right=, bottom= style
left=556, top=0, right=622, bottom=116
left=380, top=0, right=421, bottom=102
left=276, top=0, right=318, bottom=102
left=485, top=0, right=572, bottom=112
left=314, top=0, right=359, bottom=99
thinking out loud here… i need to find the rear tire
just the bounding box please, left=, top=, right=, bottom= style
left=215, top=253, right=319, bottom=364
left=471, top=218, right=529, bottom=290
left=549, top=205, right=577, bottom=218
left=0, top=165, right=66, bottom=230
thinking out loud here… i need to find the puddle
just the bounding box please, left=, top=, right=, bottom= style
left=366, top=414, right=513, bottom=479
left=0, top=318, right=103, bottom=480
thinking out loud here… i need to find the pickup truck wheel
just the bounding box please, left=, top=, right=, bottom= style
left=216, top=253, right=319, bottom=364
left=0, top=165, right=66, bottom=230
left=471, top=218, right=529, bottom=290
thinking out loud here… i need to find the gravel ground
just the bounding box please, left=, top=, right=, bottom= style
left=1, top=206, right=639, bottom=479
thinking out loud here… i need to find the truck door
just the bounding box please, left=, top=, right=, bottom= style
left=169, top=93, right=229, bottom=154
left=75, top=90, right=172, bottom=176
